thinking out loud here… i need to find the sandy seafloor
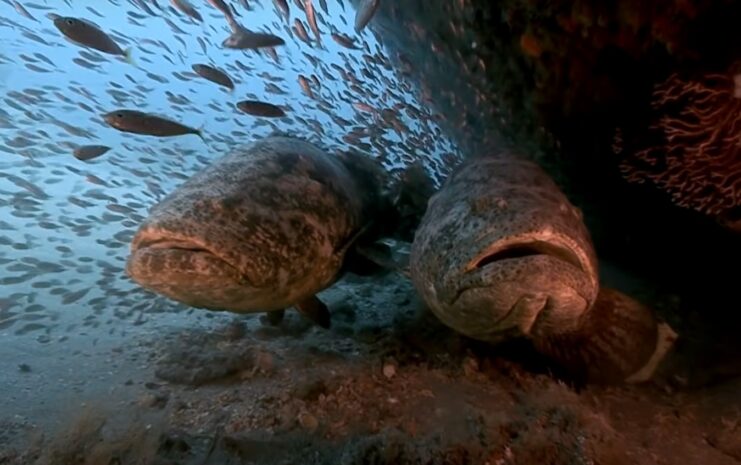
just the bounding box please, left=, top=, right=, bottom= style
left=1, top=256, right=740, bottom=465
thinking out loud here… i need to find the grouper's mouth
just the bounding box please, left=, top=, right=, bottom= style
left=470, top=238, right=587, bottom=273
left=138, top=238, right=214, bottom=255
left=447, top=233, right=596, bottom=310
left=127, top=231, right=249, bottom=287
left=437, top=234, right=597, bottom=338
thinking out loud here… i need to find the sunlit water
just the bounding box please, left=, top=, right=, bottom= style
left=0, top=0, right=459, bottom=432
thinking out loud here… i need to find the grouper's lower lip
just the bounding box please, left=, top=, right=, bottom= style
left=128, top=236, right=247, bottom=287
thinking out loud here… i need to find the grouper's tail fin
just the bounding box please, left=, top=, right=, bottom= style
left=532, top=288, right=677, bottom=385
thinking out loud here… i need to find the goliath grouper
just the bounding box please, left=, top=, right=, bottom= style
left=126, top=136, right=407, bottom=328
left=409, top=153, right=676, bottom=384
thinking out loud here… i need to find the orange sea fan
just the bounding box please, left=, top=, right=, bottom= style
left=619, top=61, right=741, bottom=230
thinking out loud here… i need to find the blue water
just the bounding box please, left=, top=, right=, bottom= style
left=0, top=0, right=458, bottom=337
left=0, top=2, right=462, bottom=439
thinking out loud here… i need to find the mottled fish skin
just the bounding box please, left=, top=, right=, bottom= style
left=236, top=100, right=286, bottom=117
left=53, top=16, right=131, bottom=59
left=103, top=109, right=204, bottom=140
left=410, top=154, right=665, bottom=384
left=126, top=136, right=388, bottom=317
left=192, top=64, right=235, bottom=91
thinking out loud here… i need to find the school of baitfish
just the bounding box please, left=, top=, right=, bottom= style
left=0, top=0, right=459, bottom=339
left=0, top=0, right=671, bottom=384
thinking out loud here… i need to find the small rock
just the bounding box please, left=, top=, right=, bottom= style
left=139, top=392, right=169, bottom=409
left=158, top=433, right=191, bottom=454
left=255, top=350, right=274, bottom=373
left=298, top=411, right=319, bottom=431
left=383, top=363, right=397, bottom=379
left=463, top=356, right=479, bottom=377
left=223, top=321, right=247, bottom=341
left=293, top=378, right=327, bottom=402
left=18, top=363, right=31, bottom=373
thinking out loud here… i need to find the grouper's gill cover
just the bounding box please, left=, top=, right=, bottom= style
left=410, top=154, right=666, bottom=383
left=127, top=137, right=372, bottom=312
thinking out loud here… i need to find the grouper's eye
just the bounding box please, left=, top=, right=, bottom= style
left=65, top=19, right=75, bottom=26
left=115, top=113, right=124, bottom=118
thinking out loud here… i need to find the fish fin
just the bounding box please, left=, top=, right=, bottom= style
left=294, top=295, right=331, bottom=329
left=123, top=47, right=137, bottom=67
left=195, top=123, right=208, bottom=144
left=264, top=309, right=285, bottom=326
left=532, top=288, right=676, bottom=385
left=344, top=241, right=409, bottom=278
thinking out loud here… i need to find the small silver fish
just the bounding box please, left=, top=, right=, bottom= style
left=293, top=18, right=312, bottom=45
left=103, top=109, right=205, bottom=141
left=298, top=74, right=313, bottom=98
left=170, top=0, right=203, bottom=22
left=13, top=1, right=37, bottom=22
left=73, top=145, right=111, bottom=161
left=331, top=31, right=358, bottom=49
left=274, top=0, right=290, bottom=22
left=207, top=0, right=239, bottom=29
left=304, top=0, right=321, bottom=44
left=222, top=25, right=286, bottom=49
left=192, top=64, right=235, bottom=91
left=236, top=100, right=286, bottom=117
left=354, top=0, right=379, bottom=33
left=206, top=0, right=234, bottom=17
left=52, top=16, right=134, bottom=64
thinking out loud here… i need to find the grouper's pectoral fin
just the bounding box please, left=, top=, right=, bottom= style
left=294, top=295, right=331, bottom=329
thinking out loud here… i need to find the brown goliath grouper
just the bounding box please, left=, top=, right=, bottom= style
left=126, top=136, right=408, bottom=328
left=409, top=153, right=676, bottom=384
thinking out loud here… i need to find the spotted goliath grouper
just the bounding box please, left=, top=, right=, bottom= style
left=126, top=136, right=416, bottom=328
left=409, top=153, right=676, bottom=384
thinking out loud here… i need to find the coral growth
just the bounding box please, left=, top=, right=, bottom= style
left=619, top=62, right=741, bottom=230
